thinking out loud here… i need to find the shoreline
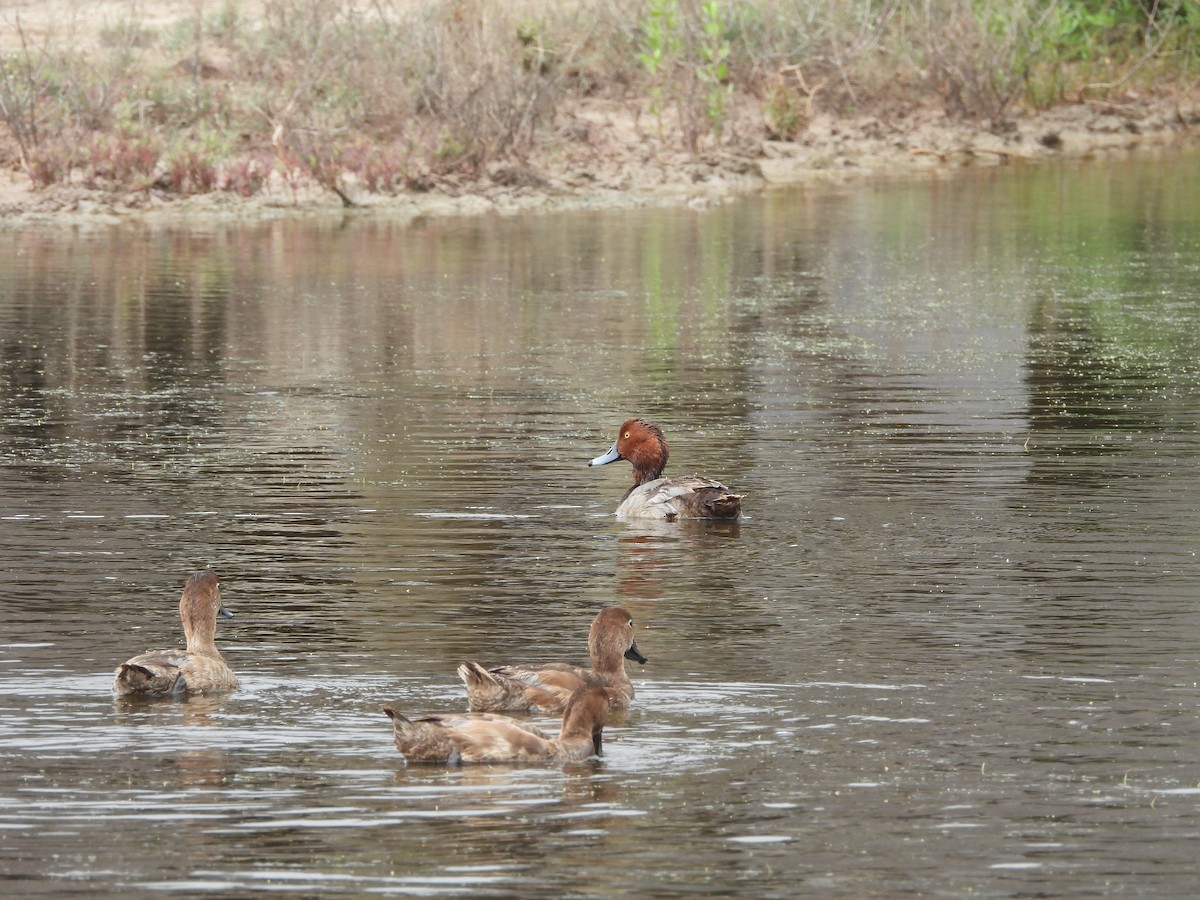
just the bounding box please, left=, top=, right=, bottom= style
left=2, top=95, right=1196, bottom=231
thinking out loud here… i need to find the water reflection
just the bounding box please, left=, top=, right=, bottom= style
left=1, top=149, right=1199, bottom=896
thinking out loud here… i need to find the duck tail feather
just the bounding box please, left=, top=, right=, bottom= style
left=711, top=493, right=743, bottom=518
left=114, top=663, right=155, bottom=693
left=382, top=706, right=413, bottom=727
left=457, top=661, right=497, bottom=689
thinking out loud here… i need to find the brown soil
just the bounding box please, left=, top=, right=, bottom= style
left=1, top=2, right=1198, bottom=229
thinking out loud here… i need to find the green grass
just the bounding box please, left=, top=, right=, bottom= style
left=1, top=0, right=1197, bottom=197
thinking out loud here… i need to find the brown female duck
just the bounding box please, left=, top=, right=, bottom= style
left=113, top=571, right=239, bottom=697
left=383, top=684, right=610, bottom=764
left=588, top=418, right=742, bottom=520
left=457, top=607, right=646, bottom=713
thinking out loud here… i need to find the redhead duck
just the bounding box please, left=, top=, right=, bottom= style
left=457, top=607, right=646, bottom=713
left=383, top=684, right=610, bottom=764
left=113, top=571, right=239, bottom=697
left=589, top=417, right=743, bottom=519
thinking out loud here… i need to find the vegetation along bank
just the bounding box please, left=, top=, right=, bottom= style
left=1, top=0, right=1198, bottom=225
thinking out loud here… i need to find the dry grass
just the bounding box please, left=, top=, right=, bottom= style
left=1, top=0, right=1197, bottom=199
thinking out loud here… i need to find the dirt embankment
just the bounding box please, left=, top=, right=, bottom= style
left=1, top=1, right=1197, bottom=229
left=5, top=93, right=1194, bottom=230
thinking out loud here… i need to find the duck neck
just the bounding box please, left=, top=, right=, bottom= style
left=559, top=695, right=605, bottom=746
left=628, top=426, right=669, bottom=485
left=632, top=464, right=665, bottom=486
left=590, top=643, right=630, bottom=677
left=184, top=619, right=221, bottom=657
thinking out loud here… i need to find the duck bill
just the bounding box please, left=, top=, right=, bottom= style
left=589, top=443, right=622, bottom=467
left=624, top=640, right=647, bottom=665
left=218, top=605, right=234, bottom=619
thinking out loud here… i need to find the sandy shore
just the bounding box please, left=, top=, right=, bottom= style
left=1, top=68, right=1196, bottom=230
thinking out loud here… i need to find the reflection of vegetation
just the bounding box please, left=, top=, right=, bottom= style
left=1022, top=160, right=1200, bottom=366
left=1017, top=158, right=1200, bottom=441
left=1027, top=310, right=1158, bottom=436
left=1025, top=282, right=1198, bottom=445
left=0, top=202, right=757, bottom=433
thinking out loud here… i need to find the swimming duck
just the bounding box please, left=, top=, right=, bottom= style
left=383, top=684, right=610, bottom=764
left=457, top=607, right=646, bottom=713
left=113, top=571, right=239, bottom=697
left=589, top=417, right=743, bottom=519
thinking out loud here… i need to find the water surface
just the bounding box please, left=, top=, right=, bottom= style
left=1, top=150, right=1199, bottom=896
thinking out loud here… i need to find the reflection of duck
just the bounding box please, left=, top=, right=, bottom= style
left=589, top=418, right=742, bottom=520
left=175, top=748, right=231, bottom=788
left=113, top=571, right=239, bottom=697
left=457, top=607, right=646, bottom=713
left=114, top=692, right=229, bottom=724
left=383, top=685, right=610, bottom=764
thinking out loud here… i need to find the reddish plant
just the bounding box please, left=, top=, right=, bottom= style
left=221, top=155, right=272, bottom=197
left=85, top=131, right=162, bottom=191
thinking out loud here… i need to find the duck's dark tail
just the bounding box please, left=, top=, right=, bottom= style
left=457, top=661, right=498, bottom=690
left=113, top=663, right=157, bottom=695
left=382, top=706, right=411, bottom=726
left=457, top=661, right=532, bottom=712
left=708, top=491, right=743, bottom=519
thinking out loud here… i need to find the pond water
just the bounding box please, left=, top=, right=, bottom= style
left=1, top=149, right=1199, bottom=897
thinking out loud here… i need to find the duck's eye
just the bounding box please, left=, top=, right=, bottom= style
left=623, top=432, right=630, bottom=439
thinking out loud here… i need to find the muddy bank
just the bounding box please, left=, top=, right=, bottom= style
left=1, top=94, right=1196, bottom=230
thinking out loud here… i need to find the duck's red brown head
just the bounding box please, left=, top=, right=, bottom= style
left=588, top=418, right=669, bottom=486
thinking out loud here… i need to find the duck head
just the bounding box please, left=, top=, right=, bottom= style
left=589, top=606, right=648, bottom=669
left=180, top=571, right=233, bottom=654
left=589, top=418, right=669, bottom=486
